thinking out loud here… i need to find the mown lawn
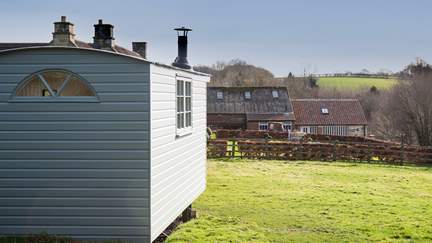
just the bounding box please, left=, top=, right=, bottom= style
left=318, top=76, right=397, bottom=90
left=167, top=159, right=432, bottom=242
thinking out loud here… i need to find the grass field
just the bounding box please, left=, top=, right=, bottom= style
left=167, top=159, right=432, bottom=242
left=318, top=76, right=398, bottom=90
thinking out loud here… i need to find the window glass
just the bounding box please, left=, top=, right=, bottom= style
left=283, top=122, right=292, bottom=131
left=14, top=70, right=96, bottom=98
left=259, top=122, right=269, bottom=131
left=16, top=76, right=43, bottom=96
left=176, top=79, right=192, bottom=133
left=245, top=91, right=251, bottom=99
left=216, top=91, right=223, bottom=99
left=59, top=76, right=93, bottom=96
left=272, top=90, right=279, bottom=98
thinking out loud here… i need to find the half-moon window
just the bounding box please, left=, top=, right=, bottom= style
left=13, top=70, right=97, bottom=101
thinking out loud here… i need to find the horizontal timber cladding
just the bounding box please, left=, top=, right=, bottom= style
left=150, top=64, right=210, bottom=241
left=0, top=48, right=151, bottom=241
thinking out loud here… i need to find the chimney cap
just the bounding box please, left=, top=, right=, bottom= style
left=54, top=16, right=74, bottom=25
left=174, top=27, right=192, bottom=36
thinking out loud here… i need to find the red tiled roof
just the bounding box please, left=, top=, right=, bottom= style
left=291, top=99, right=367, bottom=125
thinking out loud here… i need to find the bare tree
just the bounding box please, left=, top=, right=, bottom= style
left=378, top=59, right=432, bottom=145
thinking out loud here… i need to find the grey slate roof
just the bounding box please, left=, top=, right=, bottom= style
left=207, top=87, right=295, bottom=120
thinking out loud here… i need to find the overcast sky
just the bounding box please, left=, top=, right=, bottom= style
left=1, top=0, right=431, bottom=76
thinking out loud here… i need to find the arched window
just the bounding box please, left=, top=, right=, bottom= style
left=11, top=69, right=98, bottom=102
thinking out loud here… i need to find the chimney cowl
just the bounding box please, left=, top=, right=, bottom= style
left=51, top=16, right=76, bottom=46
left=132, top=42, right=147, bottom=59
left=93, top=19, right=115, bottom=50
left=172, top=27, right=192, bottom=69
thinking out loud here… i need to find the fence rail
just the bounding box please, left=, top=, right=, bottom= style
left=207, top=139, right=432, bottom=165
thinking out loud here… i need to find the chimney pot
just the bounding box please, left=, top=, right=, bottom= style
left=51, top=16, right=76, bottom=46
left=132, top=42, right=147, bottom=59
left=93, top=19, right=115, bottom=50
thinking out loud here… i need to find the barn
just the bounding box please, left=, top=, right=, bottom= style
left=207, top=87, right=295, bottom=131
left=0, top=17, right=210, bottom=242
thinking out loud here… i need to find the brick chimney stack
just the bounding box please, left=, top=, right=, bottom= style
left=50, top=16, right=76, bottom=46
left=132, top=42, right=147, bottom=59
left=93, top=19, right=115, bottom=50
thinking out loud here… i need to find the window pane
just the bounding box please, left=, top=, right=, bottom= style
left=42, top=71, right=68, bottom=92
left=217, top=91, right=223, bottom=99
left=186, top=97, right=191, bottom=111
left=177, top=114, right=182, bottom=129
left=16, top=76, right=45, bottom=96
left=180, top=113, right=185, bottom=128
left=59, top=76, right=94, bottom=96
left=177, top=81, right=184, bottom=95
left=185, top=82, right=191, bottom=96
left=186, top=112, right=192, bottom=127
left=179, top=98, right=184, bottom=112
left=177, top=97, right=182, bottom=113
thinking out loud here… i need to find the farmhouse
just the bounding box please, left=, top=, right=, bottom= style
left=0, top=17, right=210, bottom=242
left=207, top=87, right=295, bottom=131
left=291, top=99, right=368, bottom=137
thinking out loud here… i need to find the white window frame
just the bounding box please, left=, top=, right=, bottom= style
left=259, top=122, right=269, bottom=131
left=244, top=91, right=251, bottom=99
left=301, top=126, right=310, bottom=133
left=9, top=69, right=99, bottom=103
left=282, top=121, right=292, bottom=131
left=321, top=108, right=329, bottom=114
left=216, top=91, right=223, bottom=100
left=176, top=77, right=192, bottom=137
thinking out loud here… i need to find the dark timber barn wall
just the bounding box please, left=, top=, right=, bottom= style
left=0, top=47, right=151, bottom=241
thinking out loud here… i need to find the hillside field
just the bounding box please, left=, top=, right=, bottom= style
left=318, top=76, right=398, bottom=90
left=167, top=159, right=432, bottom=242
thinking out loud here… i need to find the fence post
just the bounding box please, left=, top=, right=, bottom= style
left=367, top=143, right=371, bottom=163
left=333, top=141, right=338, bottom=161
left=265, top=138, right=269, bottom=160
left=400, top=140, right=405, bottom=164
left=230, top=139, right=236, bottom=158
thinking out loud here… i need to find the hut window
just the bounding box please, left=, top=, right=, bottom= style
left=258, top=122, right=269, bottom=131
left=12, top=69, right=97, bottom=102
left=176, top=78, right=192, bottom=136
left=244, top=91, right=251, bottom=99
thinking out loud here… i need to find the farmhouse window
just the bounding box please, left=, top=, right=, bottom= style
left=176, top=78, right=192, bottom=136
left=12, top=69, right=97, bottom=102
left=259, top=122, right=269, bottom=131
left=216, top=91, right=223, bottom=99
left=321, top=108, right=329, bottom=114
left=282, top=121, right=292, bottom=131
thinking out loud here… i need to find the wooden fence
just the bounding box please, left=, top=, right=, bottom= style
left=207, top=139, right=432, bottom=165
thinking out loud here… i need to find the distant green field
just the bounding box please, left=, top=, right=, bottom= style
left=318, top=76, right=398, bottom=90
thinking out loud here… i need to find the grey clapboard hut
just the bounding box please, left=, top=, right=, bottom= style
left=0, top=17, right=210, bottom=242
